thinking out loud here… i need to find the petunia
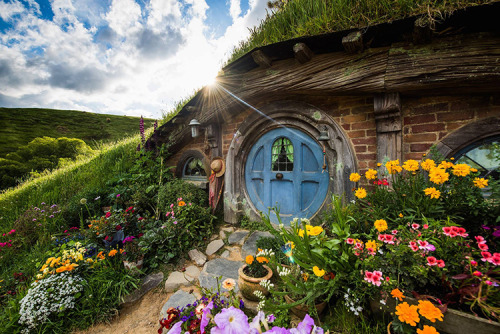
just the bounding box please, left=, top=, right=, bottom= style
left=290, top=314, right=314, bottom=334
left=211, top=306, right=250, bottom=334
left=167, top=321, right=183, bottom=334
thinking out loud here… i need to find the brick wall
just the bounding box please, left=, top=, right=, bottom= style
left=166, top=135, right=206, bottom=174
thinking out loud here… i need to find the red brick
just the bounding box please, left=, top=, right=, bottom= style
left=367, top=161, right=377, bottom=168
left=477, top=107, right=500, bottom=119
left=352, top=137, right=376, bottom=145
left=367, top=145, right=377, bottom=153
left=358, top=161, right=368, bottom=169
left=411, top=123, right=445, bottom=133
left=342, top=124, right=351, bottom=131
left=412, top=102, right=448, bottom=115
left=355, top=145, right=367, bottom=153
left=343, top=114, right=366, bottom=123
left=439, top=132, right=447, bottom=140
left=404, top=114, right=436, bottom=125
left=410, top=143, right=433, bottom=152
left=351, top=105, right=372, bottom=114
left=348, top=130, right=366, bottom=138
left=404, top=133, right=437, bottom=142
left=437, top=111, right=474, bottom=122
left=356, top=153, right=377, bottom=161
left=351, top=120, right=376, bottom=130
left=446, top=122, right=464, bottom=131
left=366, top=129, right=377, bottom=137
left=405, top=152, right=426, bottom=160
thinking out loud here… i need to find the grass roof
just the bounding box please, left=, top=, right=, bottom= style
left=228, top=0, right=499, bottom=63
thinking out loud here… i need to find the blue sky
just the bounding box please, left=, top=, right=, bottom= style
left=0, top=0, right=268, bottom=118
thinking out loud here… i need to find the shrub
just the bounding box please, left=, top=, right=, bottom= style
left=158, top=179, right=208, bottom=211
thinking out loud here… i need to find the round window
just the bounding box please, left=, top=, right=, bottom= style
left=182, top=157, right=207, bottom=181
left=455, top=136, right=499, bottom=180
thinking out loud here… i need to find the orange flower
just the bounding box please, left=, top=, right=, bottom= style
left=178, top=201, right=186, bottom=207
left=256, top=256, right=269, bottom=264
left=417, top=300, right=443, bottom=323
left=417, top=325, right=440, bottom=334
left=391, top=288, right=405, bottom=301
left=119, top=249, right=125, bottom=254
left=245, top=255, right=254, bottom=265
left=395, top=302, right=420, bottom=326
left=108, top=249, right=118, bottom=257
left=97, top=251, right=105, bottom=260
left=302, top=273, right=309, bottom=281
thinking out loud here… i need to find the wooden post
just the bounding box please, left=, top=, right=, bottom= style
left=342, top=31, right=364, bottom=53
left=293, top=43, right=313, bottom=64
left=251, top=50, right=272, bottom=68
left=373, top=93, right=402, bottom=163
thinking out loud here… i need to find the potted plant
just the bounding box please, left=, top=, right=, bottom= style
left=121, top=236, right=144, bottom=270
left=238, top=252, right=273, bottom=301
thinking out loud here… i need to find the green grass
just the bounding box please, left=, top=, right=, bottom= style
left=0, top=107, right=154, bottom=158
left=228, top=0, right=498, bottom=63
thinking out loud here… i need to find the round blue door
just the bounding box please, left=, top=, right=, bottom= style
left=245, top=127, right=329, bottom=224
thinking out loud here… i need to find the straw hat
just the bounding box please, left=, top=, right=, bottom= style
left=210, top=157, right=226, bottom=177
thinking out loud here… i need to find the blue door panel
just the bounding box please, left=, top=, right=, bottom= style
left=245, top=127, right=329, bottom=224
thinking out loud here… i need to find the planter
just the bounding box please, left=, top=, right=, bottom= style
left=238, top=264, right=273, bottom=301
left=370, top=297, right=500, bottom=334
left=123, top=258, right=143, bottom=270
left=284, top=295, right=327, bottom=319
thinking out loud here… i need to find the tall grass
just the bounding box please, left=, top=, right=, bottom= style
left=228, top=0, right=497, bottom=62
left=0, top=135, right=140, bottom=226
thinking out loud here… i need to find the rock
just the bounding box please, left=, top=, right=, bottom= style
left=228, top=230, right=249, bottom=245
left=184, top=265, right=201, bottom=281
left=241, top=231, right=273, bottom=258
left=165, top=271, right=190, bottom=292
left=160, top=290, right=197, bottom=320
left=121, top=272, right=164, bottom=307
left=188, top=249, right=207, bottom=266
left=199, top=258, right=242, bottom=293
left=206, top=239, right=224, bottom=256
left=199, top=272, right=239, bottom=293
left=239, top=295, right=259, bottom=316
left=221, top=250, right=230, bottom=258
left=222, top=227, right=235, bottom=233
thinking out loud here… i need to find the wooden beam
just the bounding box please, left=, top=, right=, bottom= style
left=413, top=17, right=432, bottom=44
left=251, top=50, right=272, bottom=68
left=293, top=43, right=313, bottom=64
left=373, top=93, right=402, bottom=163
left=342, top=31, right=364, bottom=53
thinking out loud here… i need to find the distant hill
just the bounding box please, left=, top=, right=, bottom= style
left=0, top=108, right=154, bottom=157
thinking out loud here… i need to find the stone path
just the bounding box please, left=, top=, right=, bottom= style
left=158, top=228, right=267, bottom=320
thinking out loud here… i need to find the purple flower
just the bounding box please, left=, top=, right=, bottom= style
left=250, top=311, right=265, bottom=331
left=265, top=327, right=291, bottom=334
left=173, top=221, right=178, bottom=225
left=41, top=202, right=45, bottom=205
left=32, top=219, right=36, bottom=222
left=154, top=120, right=158, bottom=132
left=211, top=306, right=250, bottom=334
left=139, top=116, right=145, bottom=145
left=200, top=300, right=214, bottom=334
left=116, top=194, right=120, bottom=198
left=167, top=321, right=183, bottom=334
left=239, top=299, right=245, bottom=309
left=123, top=236, right=135, bottom=243
left=493, top=229, right=500, bottom=237
left=267, top=314, right=275, bottom=323
left=290, top=314, right=314, bottom=334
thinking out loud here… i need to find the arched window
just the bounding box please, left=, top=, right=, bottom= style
left=271, top=137, right=294, bottom=171
left=182, top=157, right=207, bottom=181
left=455, top=136, right=499, bottom=180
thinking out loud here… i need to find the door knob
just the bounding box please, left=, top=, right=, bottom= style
left=276, top=173, right=283, bottom=179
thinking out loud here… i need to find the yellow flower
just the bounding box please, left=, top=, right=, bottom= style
left=313, top=266, right=325, bottom=277
left=438, top=161, right=454, bottom=169
left=374, top=219, right=388, bottom=232
left=418, top=300, right=444, bottom=323
left=365, top=240, right=377, bottom=251
left=365, top=169, right=377, bottom=180
left=424, top=187, right=441, bottom=199
left=473, top=177, right=488, bottom=188
left=417, top=325, right=440, bottom=334
left=377, top=163, right=382, bottom=167
left=391, top=288, right=405, bottom=301
left=222, top=278, right=236, bottom=291
left=470, top=168, right=478, bottom=172
left=421, top=159, right=436, bottom=171
left=245, top=255, right=254, bottom=265
left=302, top=273, right=309, bottom=281
left=403, top=160, right=419, bottom=172
left=386, top=160, right=403, bottom=174
left=429, top=167, right=449, bottom=185
left=108, top=249, right=118, bottom=257
left=395, top=302, right=420, bottom=326
left=308, top=225, right=324, bottom=236
left=349, top=173, right=361, bottom=182
left=178, top=201, right=186, bottom=207
left=452, top=164, right=471, bottom=177
left=399, top=213, right=403, bottom=218
left=355, top=188, right=367, bottom=199
left=287, top=241, right=295, bottom=249
left=298, top=229, right=305, bottom=237
left=256, top=256, right=269, bottom=264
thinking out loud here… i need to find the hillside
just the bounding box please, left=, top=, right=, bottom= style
left=0, top=108, right=154, bottom=158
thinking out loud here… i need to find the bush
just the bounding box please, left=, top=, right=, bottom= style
left=158, top=179, right=208, bottom=211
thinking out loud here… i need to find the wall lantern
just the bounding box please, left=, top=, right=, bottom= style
left=189, top=119, right=201, bottom=138
left=317, top=125, right=330, bottom=142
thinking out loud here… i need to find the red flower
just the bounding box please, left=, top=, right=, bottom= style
left=115, top=225, right=122, bottom=231
left=423, top=224, right=429, bottom=229
left=346, top=238, right=354, bottom=244
left=478, top=243, right=489, bottom=251
left=125, top=206, right=134, bottom=213
left=105, top=212, right=111, bottom=218
left=412, top=224, right=420, bottom=230
left=138, top=233, right=144, bottom=238
left=436, top=260, right=445, bottom=268
left=473, top=271, right=482, bottom=277
left=475, top=236, right=486, bottom=244
left=427, top=256, right=437, bottom=266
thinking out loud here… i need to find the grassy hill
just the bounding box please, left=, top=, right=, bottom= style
left=0, top=108, right=154, bottom=158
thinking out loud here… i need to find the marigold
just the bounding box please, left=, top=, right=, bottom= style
left=473, top=177, right=488, bottom=188
left=417, top=325, right=440, bottom=334
left=97, top=251, right=105, bottom=260
left=245, top=255, right=254, bottom=265
left=429, top=167, right=449, bottom=185
left=421, top=159, right=436, bottom=171
left=438, top=161, right=454, bottom=169
left=403, top=159, right=419, bottom=172
left=108, top=249, right=118, bottom=257
left=349, top=173, right=361, bottom=182
left=365, top=240, right=378, bottom=251
left=178, top=201, right=186, bottom=207
left=424, top=187, right=441, bottom=199
left=308, top=225, right=324, bottom=236
left=256, top=256, right=269, bottom=264
left=374, top=219, right=388, bottom=232
left=313, top=266, right=325, bottom=277
left=391, top=288, right=405, bottom=301
left=452, top=164, right=471, bottom=177
left=395, top=302, right=420, bottom=326
left=470, top=168, right=478, bottom=172
left=386, top=160, right=403, bottom=174
left=418, top=300, right=443, bottom=323
left=355, top=188, right=367, bottom=199
left=365, top=169, right=378, bottom=180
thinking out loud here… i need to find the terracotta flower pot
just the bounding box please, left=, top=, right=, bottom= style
left=284, top=294, right=327, bottom=319
left=238, top=264, right=273, bottom=301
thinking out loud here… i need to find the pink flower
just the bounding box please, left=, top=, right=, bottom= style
left=116, top=194, right=120, bottom=198
left=364, top=270, right=383, bottom=286
left=470, top=260, right=478, bottom=266
left=481, top=251, right=492, bottom=262
left=409, top=241, right=419, bottom=252
left=475, top=236, right=486, bottom=244
left=456, top=227, right=468, bottom=237
left=437, top=260, right=445, bottom=268
left=170, top=203, right=174, bottom=209
left=392, top=230, right=398, bottom=235
left=489, top=253, right=500, bottom=266
left=346, top=238, right=354, bottom=244
left=355, top=242, right=363, bottom=250
left=473, top=271, right=482, bottom=277
left=427, top=256, right=438, bottom=266
left=478, top=243, right=489, bottom=251
left=105, top=212, right=111, bottom=218
left=442, top=227, right=452, bottom=236
left=412, top=224, right=420, bottom=230
left=423, top=224, right=429, bottom=229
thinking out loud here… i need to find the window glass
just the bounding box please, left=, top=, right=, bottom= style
left=183, top=157, right=206, bottom=179
left=456, top=137, right=499, bottom=179
left=271, top=137, right=294, bottom=171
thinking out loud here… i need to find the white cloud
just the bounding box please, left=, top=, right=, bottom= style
left=105, top=0, right=142, bottom=36
left=0, top=0, right=25, bottom=22
left=229, top=0, right=241, bottom=21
